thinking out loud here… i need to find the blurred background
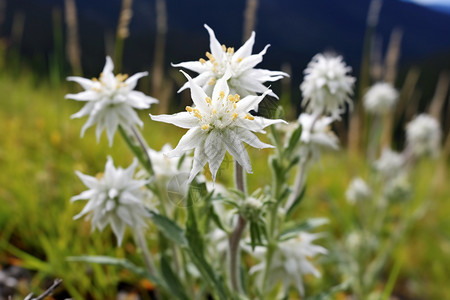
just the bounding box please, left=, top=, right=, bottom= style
left=1, top=0, right=450, bottom=299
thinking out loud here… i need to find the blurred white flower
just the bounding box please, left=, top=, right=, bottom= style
left=71, top=157, right=150, bottom=246
left=345, top=177, right=373, bottom=204
left=66, top=56, right=158, bottom=145
left=301, top=53, right=355, bottom=119
left=363, top=82, right=399, bottom=115
left=373, top=148, right=405, bottom=179
left=250, top=232, right=327, bottom=296
left=297, top=113, right=339, bottom=161
left=148, top=143, right=193, bottom=178
left=406, top=113, right=442, bottom=157
left=173, top=24, right=287, bottom=99
left=150, top=71, right=285, bottom=182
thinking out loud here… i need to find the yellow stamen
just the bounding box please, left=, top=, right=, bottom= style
left=233, top=103, right=237, bottom=109
left=202, top=124, right=209, bottom=130
left=199, top=58, right=206, bottom=64
left=237, top=57, right=243, bottom=62
left=205, top=97, right=212, bottom=104
left=245, top=114, right=254, bottom=120
left=115, top=73, right=129, bottom=82
left=206, top=51, right=215, bottom=62
left=92, top=77, right=98, bottom=82
left=219, top=91, right=225, bottom=99
left=208, top=78, right=216, bottom=86
left=234, top=94, right=240, bottom=102
left=193, top=109, right=202, bottom=120
left=227, top=47, right=234, bottom=54
left=232, top=113, right=238, bottom=120
left=212, top=109, right=217, bottom=114
left=186, top=106, right=193, bottom=112
left=227, top=95, right=234, bottom=102
left=222, top=44, right=226, bottom=52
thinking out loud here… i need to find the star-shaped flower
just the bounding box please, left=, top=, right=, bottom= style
left=250, top=232, right=327, bottom=296
left=301, top=53, right=355, bottom=119
left=406, top=113, right=441, bottom=158
left=71, top=157, right=151, bottom=245
left=297, top=113, right=339, bottom=161
left=150, top=71, right=285, bottom=182
left=173, top=24, right=287, bottom=99
left=66, top=56, right=158, bottom=145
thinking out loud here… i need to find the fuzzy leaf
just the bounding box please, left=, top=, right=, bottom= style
left=149, top=211, right=188, bottom=247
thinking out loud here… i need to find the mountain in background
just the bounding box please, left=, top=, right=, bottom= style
left=2, top=0, right=450, bottom=91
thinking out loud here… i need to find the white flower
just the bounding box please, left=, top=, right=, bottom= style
left=173, top=24, right=287, bottom=99
left=66, top=56, right=158, bottom=145
left=300, top=54, right=355, bottom=119
left=71, top=157, right=150, bottom=245
left=250, top=232, right=327, bottom=296
left=150, top=71, right=285, bottom=182
left=297, top=113, right=339, bottom=161
left=373, top=148, right=405, bottom=179
left=345, top=177, right=372, bottom=204
left=148, top=143, right=193, bottom=179
left=406, top=113, right=442, bottom=157
left=363, top=82, right=399, bottom=115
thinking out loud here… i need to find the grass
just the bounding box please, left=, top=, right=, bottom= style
left=0, top=68, right=449, bottom=299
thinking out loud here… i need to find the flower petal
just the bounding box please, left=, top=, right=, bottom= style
left=239, top=44, right=270, bottom=71
left=180, top=70, right=210, bottom=112
left=172, top=61, right=209, bottom=74
left=65, top=90, right=98, bottom=101
left=188, top=142, right=208, bottom=183
left=125, top=71, right=148, bottom=90
left=235, top=128, right=274, bottom=149
left=204, top=24, right=223, bottom=61
left=150, top=112, right=199, bottom=129
left=67, top=76, right=95, bottom=89
left=204, top=130, right=226, bottom=182
left=167, top=127, right=204, bottom=157
left=223, top=129, right=252, bottom=173
left=233, top=31, right=255, bottom=61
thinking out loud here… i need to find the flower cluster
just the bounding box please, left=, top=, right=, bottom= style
left=151, top=71, right=285, bottom=182
left=66, top=56, right=158, bottom=145
left=363, top=82, right=399, bottom=115
left=301, top=53, right=355, bottom=119
left=250, top=232, right=327, bottom=296
left=71, top=157, right=151, bottom=245
left=406, top=113, right=442, bottom=158
left=174, top=24, right=287, bottom=99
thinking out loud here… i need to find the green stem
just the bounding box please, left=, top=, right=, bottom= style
left=134, top=229, right=158, bottom=280
left=118, top=125, right=154, bottom=176
left=228, top=162, right=248, bottom=293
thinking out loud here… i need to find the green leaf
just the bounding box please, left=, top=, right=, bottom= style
left=285, top=124, right=302, bottom=157
left=160, top=256, right=190, bottom=300
left=286, top=185, right=307, bottom=217
left=149, top=210, right=188, bottom=247
left=185, top=202, right=229, bottom=300
left=67, top=255, right=164, bottom=287
left=279, top=218, right=329, bottom=240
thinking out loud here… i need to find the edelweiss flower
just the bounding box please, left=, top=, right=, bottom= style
left=406, top=113, right=442, bottom=157
left=173, top=24, right=287, bottom=99
left=150, top=71, right=285, bottom=182
left=301, top=54, right=355, bottom=119
left=345, top=177, right=373, bottom=204
left=373, top=148, right=405, bottom=179
left=250, top=232, right=327, bottom=296
left=363, top=82, right=399, bottom=115
left=148, top=143, right=193, bottom=179
left=66, top=56, right=158, bottom=145
left=71, top=157, right=150, bottom=245
left=297, top=113, right=339, bottom=161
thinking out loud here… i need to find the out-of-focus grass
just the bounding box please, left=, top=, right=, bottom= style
left=1, top=69, right=449, bottom=299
